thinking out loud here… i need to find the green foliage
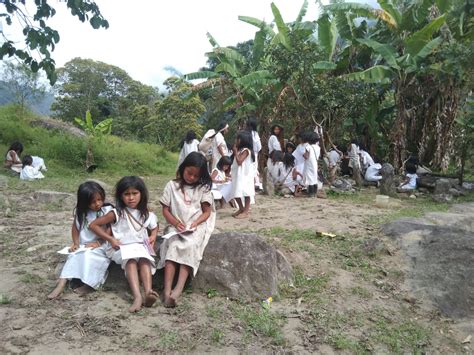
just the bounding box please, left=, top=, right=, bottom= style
left=74, top=111, right=112, bottom=137
left=0, top=105, right=176, bottom=176
left=0, top=0, right=108, bottom=84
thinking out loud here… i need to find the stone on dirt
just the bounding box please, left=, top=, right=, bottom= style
left=382, top=203, right=474, bottom=322
left=380, top=163, right=396, bottom=196
left=33, top=190, right=74, bottom=205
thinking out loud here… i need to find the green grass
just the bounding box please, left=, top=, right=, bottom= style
left=19, top=272, right=44, bottom=284
left=0, top=294, right=12, bottom=305
left=230, top=302, right=286, bottom=346
left=0, top=104, right=177, bottom=179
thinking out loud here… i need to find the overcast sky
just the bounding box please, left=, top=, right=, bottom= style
left=2, top=0, right=377, bottom=88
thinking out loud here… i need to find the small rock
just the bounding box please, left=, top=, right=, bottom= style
left=462, top=335, right=472, bottom=344
left=409, top=194, right=416, bottom=199
left=432, top=194, right=453, bottom=203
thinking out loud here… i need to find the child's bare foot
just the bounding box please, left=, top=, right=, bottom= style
left=163, top=296, right=176, bottom=308
left=73, top=284, right=94, bottom=296
left=234, top=212, right=249, bottom=219
left=144, top=290, right=159, bottom=307
left=47, top=279, right=67, bottom=299
left=129, top=296, right=143, bottom=313
left=232, top=209, right=243, bottom=217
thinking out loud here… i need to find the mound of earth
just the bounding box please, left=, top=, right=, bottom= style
left=382, top=203, right=474, bottom=325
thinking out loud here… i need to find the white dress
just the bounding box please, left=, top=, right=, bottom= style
left=400, top=173, right=418, bottom=190
left=251, top=131, right=262, bottom=187
left=327, top=150, right=341, bottom=168
left=5, top=150, right=22, bottom=173
left=211, top=132, right=228, bottom=171
left=360, top=150, right=375, bottom=170
left=365, top=163, right=382, bottom=182
left=20, top=165, right=45, bottom=180
left=293, top=144, right=306, bottom=174
left=268, top=135, right=281, bottom=154
left=158, top=181, right=216, bottom=276
left=348, top=143, right=361, bottom=170
left=60, top=206, right=113, bottom=289
left=278, top=166, right=301, bottom=193
left=211, top=168, right=232, bottom=202
left=303, top=143, right=320, bottom=186
left=107, top=208, right=158, bottom=273
left=177, top=139, right=200, bottom=168
left=231, top=148, right=255, bottom=199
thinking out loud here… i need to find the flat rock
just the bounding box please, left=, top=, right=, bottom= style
left=382, top=203, right=474, bottom=322
left=193, top=232, right=293, bottom=300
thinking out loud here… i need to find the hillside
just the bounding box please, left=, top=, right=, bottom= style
left=0, top=81, right=55, bottom=116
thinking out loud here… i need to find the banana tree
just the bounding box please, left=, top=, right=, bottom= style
left=74, top=110, right=113, bottom=171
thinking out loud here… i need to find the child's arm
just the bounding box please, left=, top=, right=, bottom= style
left=70, top=221, right=80, bottom=252
left=210, top=169, right=219, bottom=183
left=189, top=202, right=211, bottom=230
left=303, top=147, right=309, bottom=160
left=162, top=204, right=186, bottom=232
left=234, top=149, right=249, bottom=166
left=148, top=226, right=158, bottom=247
left=89, top=211, right=121, bottom=249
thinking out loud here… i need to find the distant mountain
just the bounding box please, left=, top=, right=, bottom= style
left=0, top=81, right=55, bottom=116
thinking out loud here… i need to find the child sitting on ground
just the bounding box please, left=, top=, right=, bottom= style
left=398, top=162, right=418, bottom=192
left=20, top=155, right=45, bottom=181
left=211, top=156, right=233, bottom=208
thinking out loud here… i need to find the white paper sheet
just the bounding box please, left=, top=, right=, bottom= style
left=119, top=243, right=151, bottom=260
left=57, top=245, right=92, bottom=255
left=161, top=228, right=196, bottom=240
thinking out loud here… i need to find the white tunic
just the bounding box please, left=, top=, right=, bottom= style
left=211, top=132, right=228, bottom=171
left=211, top=168, right=232, bottom=202
left=231, top=148, right=255, bottom=198
left=5, top=150, right=22, bottom=173
left=278, top=166, right=301, bottom=193
left=348, top=143, right=361, bottom=169
left=60, top=205, right=113, bottom=289
left=365, top=163, right=382, bottom=182
left=177, top=139, right=200, bottom=168
left=327, top=150, right=341, bottom=168
left=268, top=135, right=281, bottom=154
left=400, top=173, right=418, bottom=190
left=360, top=150, right=375, bottom=169
left=159, top=181, right=216, bottom=276
left=293, top=144, right=306, bottom=174
left=20, top=165, right=44, bottom=180
left=107, top=208, right=158, bottom=273
left=303, top=143, right=320, bottom=186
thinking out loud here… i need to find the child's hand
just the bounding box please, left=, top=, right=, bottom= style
left=110, top=239, right=121, bottom=250
left=189, top=221, right=199, bottom=230
left=69, top=243, right=79, bottom=252
left=175, top=223, right=186, bottom=232
left=85, top=241, right=101, bottom=249
left=148, top=235, right=156, bottom=247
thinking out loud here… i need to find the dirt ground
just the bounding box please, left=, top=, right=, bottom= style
left=0, top=177, right=472, bottom=354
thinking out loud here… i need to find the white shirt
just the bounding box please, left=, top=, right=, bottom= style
left=360, top=150, right=375, bottom=169
left=251, top=131, right=262, bottom=155
left=20, top=165, right=44, bottom=180
left=268, top=135, right=281, bottom=154
left=327, top=150, right=341, bottom=167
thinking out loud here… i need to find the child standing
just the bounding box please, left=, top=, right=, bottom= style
left=48, top=181, right=113, bottom=299
left=159, top=152, right=216, bottom=307
left=177, top=130, right=200, bottom=168
left=246, top=118, right=262, bottom=190
left=89, top=176, right=159, bottom=313
left=303, top=132, right=320, bottom=197
left=20, top=155, right=45, bottom=181
left=231, top=131, right=255, bottom=218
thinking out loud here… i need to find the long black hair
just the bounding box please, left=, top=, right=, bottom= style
left=176, top=151, right=212, bottom=190
left=115, top=176, right=149, bottom=220
left=75, top=181, right=106, bottom=230
left=217, top=156, right=232, bottom=171
left=236, top=130, right=255, bottom=162
left=180, top=130, right=197, bottom=147
left=246, top=118, right=257, bottom=132
left=22, top=155, right=33, bottom=168
left=8, top=141, right=23, bottom=155
left=282, top=152, right=295, bottom=170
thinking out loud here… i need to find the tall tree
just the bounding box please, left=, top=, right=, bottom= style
left=0, top=0, right=108, bottom=84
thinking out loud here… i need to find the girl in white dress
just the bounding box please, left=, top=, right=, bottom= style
left=211, top=122, right=229, bottom=171
left=20, top=155, right=45, bottom=181
left=211, top=156, right=233, bottom=207
left=277, top=153, right=303, bottom=195
left=231, top=130, right=255, bottom=219
left=293, top=133, right=306, bottom=175
left=177, top=130, right=200, bottom=168
left=303, top=132, right=321, bottom=197
left=246, top=118, right=262, bottom=189
left=90, top=176, right=159, bottom=313
left=48, top=181, right=113, bottom=299
left=4, top=141, right=23, bottom=173
left=160, top=152, right=216, bottom=307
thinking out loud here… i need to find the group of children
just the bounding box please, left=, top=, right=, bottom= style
left=49, top=152, right=215, bottom=312
left=4, top=141, right=47, bottom=180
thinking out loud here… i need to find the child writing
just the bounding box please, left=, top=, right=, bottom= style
left=159, top=152, right=216, bottom=307
left=20, top=155, right=45, bottom=181
left=398, top=162, right=418, bottom=192
left=231, top=130, right=255, bottom=218
left=303, top=131, right=320, bottom=197
left=177, top=130, right=200, bottom=168
left=211, top=156, right=233, bottom=208
left=276, top=153, right=303, bottom=195
left=48, top=181, right=113, bottom=299
left=89, top=176, right=159, bottom=313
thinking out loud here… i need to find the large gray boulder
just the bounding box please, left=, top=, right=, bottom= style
left=193, top=232, right=293, bottom=300
left=382, top=203, right=474, bottom=321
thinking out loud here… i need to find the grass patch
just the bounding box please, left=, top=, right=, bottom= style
left=280, top=267, right=330, bottom=304
left=230, top=302, right=286, bottom=346
left=19, top=272, right=44, bottom=284
left=0, top=294, right=12, bottom=304
left=158, top=330, right=180, bottom=351
left=351, top=286, right=372, bottom=299
left=210, top=328, right=225, bottom=345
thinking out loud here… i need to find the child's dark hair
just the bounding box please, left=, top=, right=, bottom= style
left=217, top=156, right=232, bottom=171
left=181, top=130, right=197, bottom=146
left=216, top=121, right=228, bottom=132
left=405, top=162, right=417, bottom=174
left=308, top=132, right=320, bottom=145
left=285, top=141, right=296, bottom=152
left=76, top=181, right=106, bottom=230
left=246, top=118, right=257, bottom=132
left=8, top=141, right=23, bottom=155
left=236, top=130, right=255, bottom=162
left=22, top=155, right=33, bottom=168
left=282, top=152, right=295, bottom=169
left=271, top=124, right=283, bottom=136
left=270, top=150, right=284, bottom=162
left=176, top=151, right=212, bottom=189
left=115, top=176, right=149, bottom=220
